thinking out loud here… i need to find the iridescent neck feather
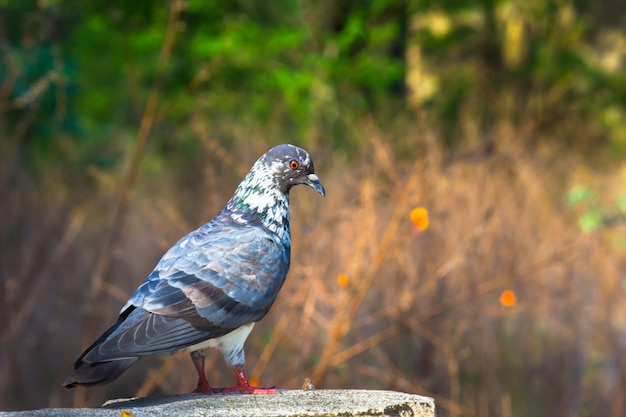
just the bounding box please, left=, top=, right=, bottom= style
left=226, top=163, right=291, bottom=245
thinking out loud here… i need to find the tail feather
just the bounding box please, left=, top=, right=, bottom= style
left=64, top=306, right=139, bottom=389
left=63, top=357, right=140, bottom=389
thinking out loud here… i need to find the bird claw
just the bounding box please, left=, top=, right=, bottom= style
left=219, top=384, right=276, bottom=395
left=192, top=369, right=276, bottom=395
left=192, top=386, right=222, bottom=395
left=217, top=369, right=276, bottom=394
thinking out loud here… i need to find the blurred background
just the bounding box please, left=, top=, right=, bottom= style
left=2, top=1, right=626, bottom=416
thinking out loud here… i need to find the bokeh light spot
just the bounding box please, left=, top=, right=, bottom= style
left=337, top=273, right=349, bottom=288
left=499, top=290, right=517, bottom=307
left=410, top=207, right=430, bottom=231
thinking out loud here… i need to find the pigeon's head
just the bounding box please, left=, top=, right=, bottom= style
left=257, top=144, right=326, bottom=197
left=228, top=144, right=324, bottom=237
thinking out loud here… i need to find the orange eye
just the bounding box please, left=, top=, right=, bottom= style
left=289, top=160, right=299, bottom=170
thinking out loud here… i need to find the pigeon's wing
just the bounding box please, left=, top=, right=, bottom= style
left=86, top=220, right=289, bottom=360
left=135, top=220, right=290, bottom=327
left=83, top=307, right=221, bottom=361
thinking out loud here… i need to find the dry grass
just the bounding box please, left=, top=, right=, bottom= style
left=1, top=121, right=625, bottom=417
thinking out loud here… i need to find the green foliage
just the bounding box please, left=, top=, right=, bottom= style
left=2, top=0, right=626, bottom=179
left=567, top=184, right=596, bottom=206
left=568, top=183, right=626, bottom=243
left=578, top=208, right=604, bottom=233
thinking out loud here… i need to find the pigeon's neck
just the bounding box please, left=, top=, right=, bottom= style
left=226, top=170, right=291, bottom=245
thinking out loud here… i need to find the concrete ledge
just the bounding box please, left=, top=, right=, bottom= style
left=0, top=390, right=435, bottom=417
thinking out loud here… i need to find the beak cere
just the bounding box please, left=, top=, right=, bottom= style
left=306, top=173, right=326, bottom=197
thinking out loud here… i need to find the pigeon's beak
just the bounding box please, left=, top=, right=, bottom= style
left=305, top=173, right=326, bottom=197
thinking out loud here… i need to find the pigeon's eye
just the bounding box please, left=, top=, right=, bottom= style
left=289, top=160, right=300, bottom=170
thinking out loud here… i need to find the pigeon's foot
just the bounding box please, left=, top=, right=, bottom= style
left=191, top=351, right=220, bottom=395
left=221, top=384, right=277, bottom=394
left=219, top=370, right=276, bottom=395
left=192, top=383, right=221, bottom=395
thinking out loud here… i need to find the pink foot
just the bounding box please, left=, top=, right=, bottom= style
left=220, top=370, right=276, bottom=394
left=190, top=351, right=220, bottom=395
left=193, top=383, right=221, bottom=395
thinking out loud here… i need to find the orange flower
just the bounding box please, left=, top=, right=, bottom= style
left=410, top=207, right=429, bottom=231
left=337, top=273, right=349, bottom=288
left=499, top=290, right=517, bottom=307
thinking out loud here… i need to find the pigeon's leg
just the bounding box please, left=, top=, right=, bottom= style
left=190, top=351, right=218, bottom=394
left=217, top=323, right=275, bottom=394
left=220, top=368, right=276, bottom=394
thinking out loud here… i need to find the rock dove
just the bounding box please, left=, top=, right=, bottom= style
left=63, top=144, right=325, bottom=394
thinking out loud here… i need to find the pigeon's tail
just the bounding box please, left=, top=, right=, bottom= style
left=62, top=357, right=140, bottom=389
left=63, top=306, right=140, bottom=389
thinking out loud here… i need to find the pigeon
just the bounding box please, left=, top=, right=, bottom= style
left=63, top=144, right=325, bottom=394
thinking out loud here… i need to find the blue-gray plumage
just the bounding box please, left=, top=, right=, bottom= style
left=63, top=144, right=325, bottom=394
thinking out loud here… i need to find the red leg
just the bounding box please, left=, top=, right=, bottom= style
left=190, top=351, right=219, bottom=394
left=220, top=369, right=276, bottom=394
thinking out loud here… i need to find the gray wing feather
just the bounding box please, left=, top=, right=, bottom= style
left=85, top=308, right=222, bottom=361
left=92, top=217, right=289, bottom=360
left=135, top=219, right=289, bottom=326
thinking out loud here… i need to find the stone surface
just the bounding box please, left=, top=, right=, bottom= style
left=0, top=390, right=435, bottom=417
